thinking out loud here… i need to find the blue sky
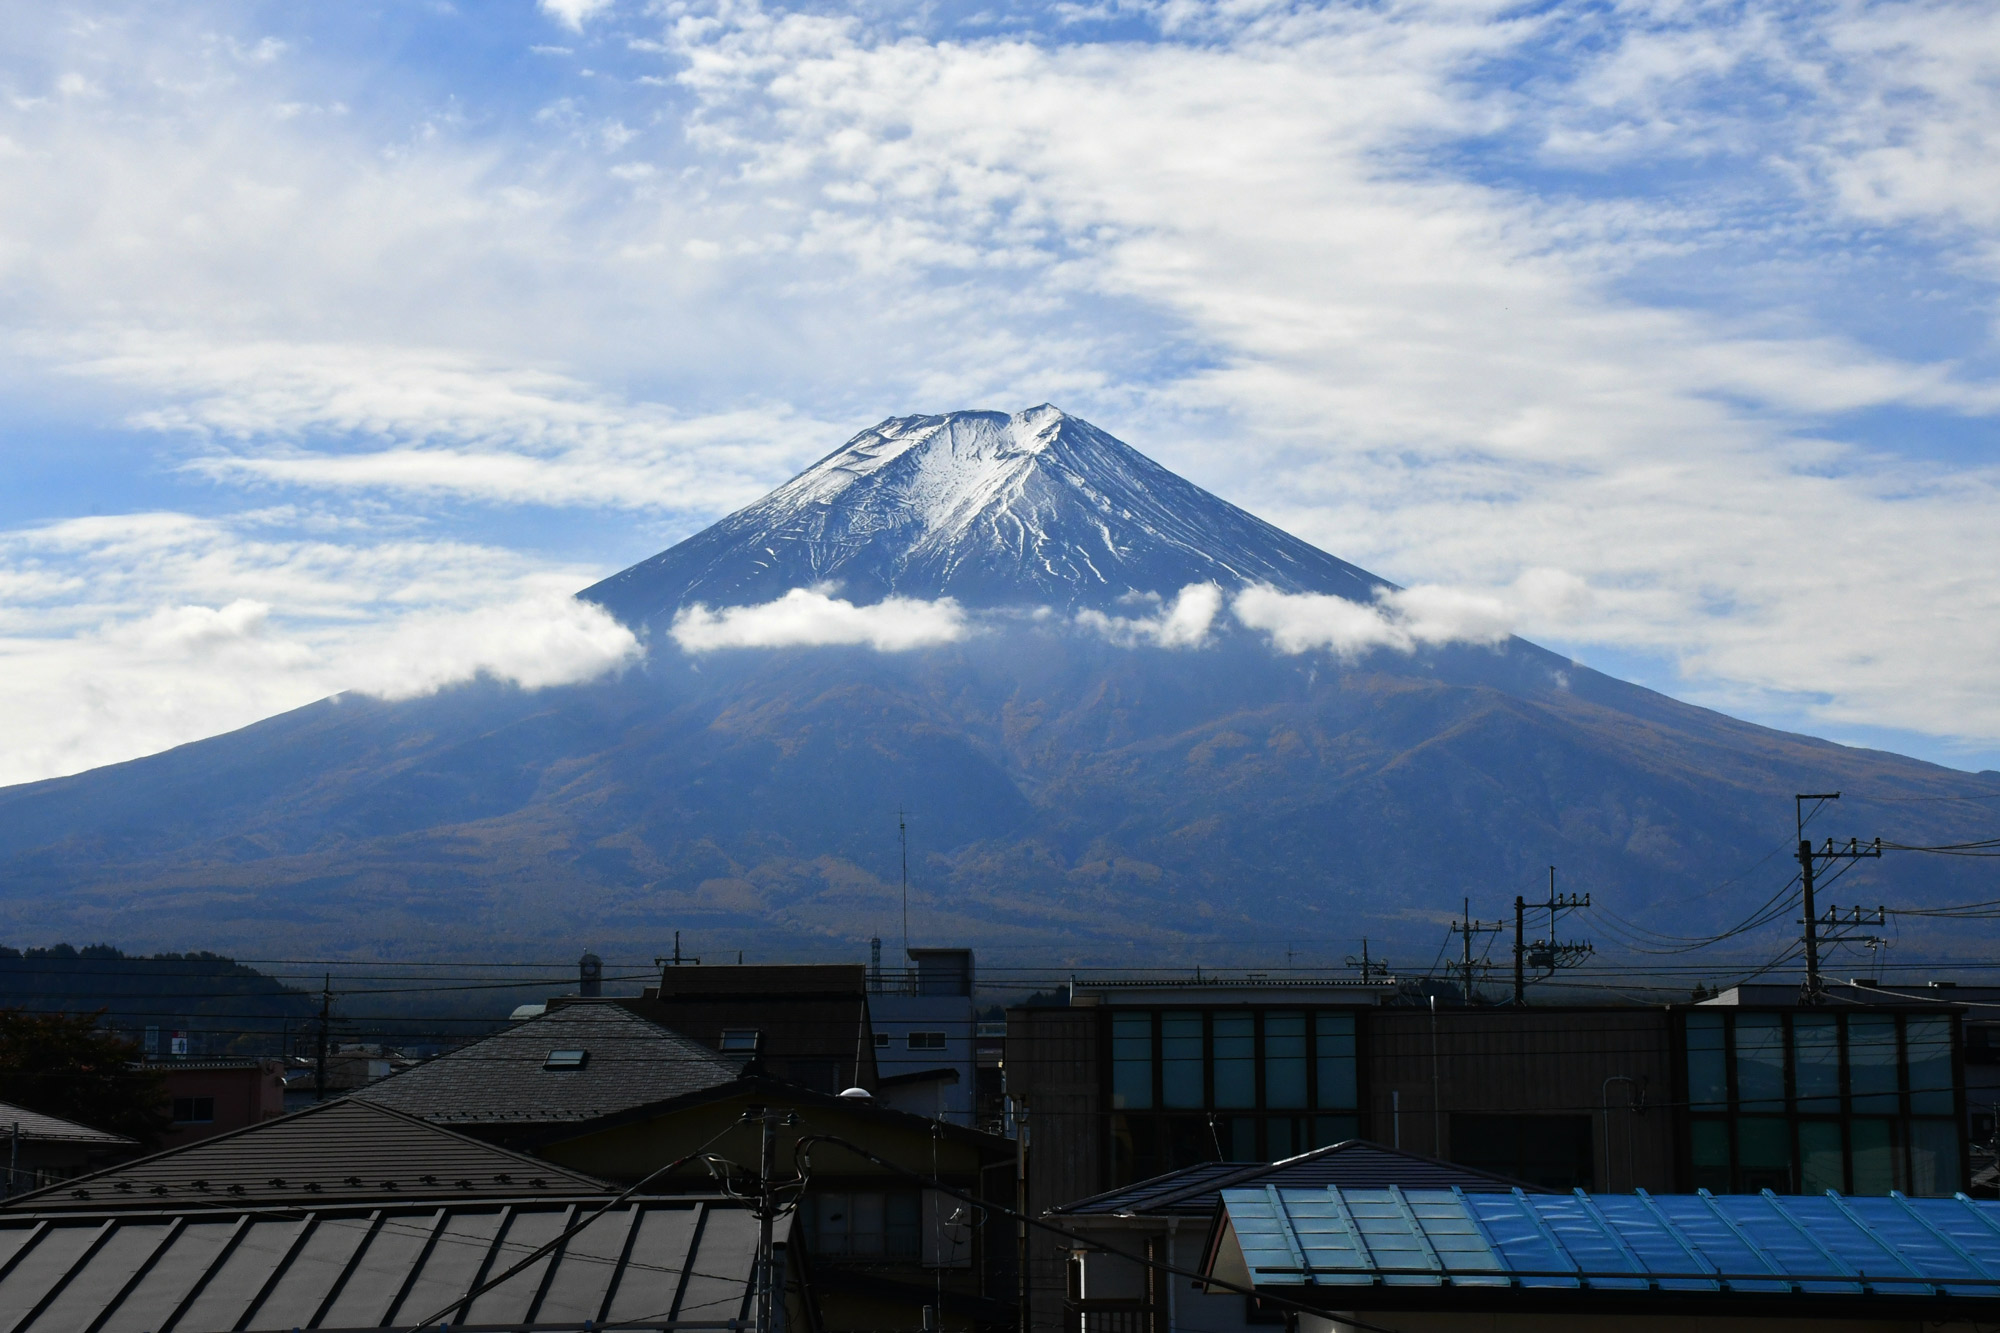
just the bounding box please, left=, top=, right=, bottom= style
left=3, top=0, right=2000, bottom=784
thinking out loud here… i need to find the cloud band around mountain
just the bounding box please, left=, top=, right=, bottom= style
left=665, top=580, right=1565, bottom=658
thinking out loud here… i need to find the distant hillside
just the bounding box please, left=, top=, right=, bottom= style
left=0, top=944, right=314, bottom=1056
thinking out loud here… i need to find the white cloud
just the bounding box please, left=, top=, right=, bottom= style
left=1076, top=583, right=1223, bottom=648
left=670, top=588, right=969, bottom=652
left=1232, top=576, right=1562, bottom=659
left=344, top=592, right=640, bottom=700
left=0, top=513, right=638, bottom=786
left=541, top=0, right=613, bottom=32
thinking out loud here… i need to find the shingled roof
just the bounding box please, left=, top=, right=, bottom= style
left=0, top=1099, right=134, bottom=1146
left=4, top=1097, right=608, bottom=1210
left=1054, top=1140, right=1547, bottom=1218
left=357, top=999, right=743, bottom=1134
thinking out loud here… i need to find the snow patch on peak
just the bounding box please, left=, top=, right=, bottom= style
left=581, top=406, right=1391, bottom=622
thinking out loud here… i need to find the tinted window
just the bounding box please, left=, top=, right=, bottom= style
left=1161, top=1012, right=1204, bottom=1109
left=1264, top=1012, right=1307, bottom=1109
left=1213, top=1014, right=1254, bottom=1108
left=1111, top=1013, right=1152, bottom=1110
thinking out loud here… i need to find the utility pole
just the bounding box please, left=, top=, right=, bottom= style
left=1513, top=897, right=1525, bottom=1005
left=1345, top=938, right=1390, bottom=981
left=755, top=1107, right=779, bottom=1333
left=1447, top=898, right=1503, bottom=1003
left=1794, top=793, right=1882, bottom=1003
left=314, top=974, right=330, bottom=1103
left=1512, top=868, right=1591, bottom=1005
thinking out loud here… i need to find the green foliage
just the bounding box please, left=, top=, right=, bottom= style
left=0, top=1009, right=170, bottom=1145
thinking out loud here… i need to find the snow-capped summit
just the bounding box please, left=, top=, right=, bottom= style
left=584, top=406, right=1382, bottom=624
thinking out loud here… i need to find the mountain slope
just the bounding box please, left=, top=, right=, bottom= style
left=0, top=406, right=1994, bottom=964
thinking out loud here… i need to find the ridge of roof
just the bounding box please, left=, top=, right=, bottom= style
left=5, top=1096, right=610, bottom=1210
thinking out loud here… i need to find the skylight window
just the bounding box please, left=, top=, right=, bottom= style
left=720, top=1029, right=761, bottom=1053
left=544, top=1049, right=588, bottom=1070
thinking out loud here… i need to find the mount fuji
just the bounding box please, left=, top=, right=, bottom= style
left=585, top=405, right=1381, bottom=621
left=0, top=407, right=1993, bottom=965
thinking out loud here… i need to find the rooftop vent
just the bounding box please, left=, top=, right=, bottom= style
left=719, top=1029, right=762, bottom=1054
left=838, top=1087, right=873, bottom=1099
left=545, top=1049, right=588, bottom=1070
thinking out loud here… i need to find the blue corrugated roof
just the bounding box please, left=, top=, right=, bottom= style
left=1220, top=1186, right=2000, bottom=1299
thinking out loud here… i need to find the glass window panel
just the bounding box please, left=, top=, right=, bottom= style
left=1312, top=1115, right=1359, bottom=1149
left=1212, top=1013, right=1254, bottom=1108
left=1794, top=1015, right=1840, bottom=1113
left=886, top=1193, right=921, bottom=1258
left=1112, top=1014, right=1153, bottom=1110
left=1267, top=1116, right=1297, bottom=1161
left=1264, top=1012, right=1307, bottom=1109
left=1850, top=1117, right=1898, bottom=1194
left=1799, top=1121, right=1844, bottom=1194
left=1735, top=1013, right=1785, bottom=1112
left=1689, top=1119, right=1731, bottom=1194
left=1909, top=1119, right=1961, bottom=1197
left=1907, top=1017, right=1955, bottom=1115
left=849, top=1192, right=886, bottom=1256
left=1738, top=1117, right=1792, bottom=1192
left=1162, top=1012, right=1205, bottom=1109
left=1314, top=1012, right=1358, bottom=1110
left=1226, top=1117, right=1258, bottom=1162
left=1849, top=1014, right=1901, bottom=1113
left=1686, top=1012, right=1728, bottom=1111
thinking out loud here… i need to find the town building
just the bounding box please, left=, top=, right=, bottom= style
left=0, top=1100, right=135, bottom=1197
left=4, top=1095, right=611, bottom=1209
left=1205, top=1181, right=2000, bottom=1331
left=1006, top=976, right=1975, bottom=1333
left=358, top=999, right=1020, bottom=1332
left=1054, top=1141, right=1539, bottom=1333
left=613, top=961, right=881, bottom=1094
left=870, top=945, right=981, bottom=1126
left=152, top=1056, right=286, bottom=1147
left=0, top=1192, right=794, bottom=1332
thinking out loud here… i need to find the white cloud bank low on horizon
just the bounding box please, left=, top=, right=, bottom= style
left=0, top=513, right=641, bottom=787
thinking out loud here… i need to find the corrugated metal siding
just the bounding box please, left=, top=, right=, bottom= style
left=0, top=1196, right=758, bottom=1332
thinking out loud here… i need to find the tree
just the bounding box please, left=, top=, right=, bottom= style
left=0, top=1009, right=170, bottom=1145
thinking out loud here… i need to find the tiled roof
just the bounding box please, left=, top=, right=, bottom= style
left=5, top=1097, right=607, bottom=1209
left=1055, top=1141, right=1543, bottom=1217
left=0, top=1099, right=134, bottom=1145
left=358, top=999, right=741, bottom=1129
left=1217, top=1186, right=2000, bottom=1316
left=0, top=1195, right=767, bottom=1332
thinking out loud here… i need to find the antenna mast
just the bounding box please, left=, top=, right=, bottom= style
left=900, top=808, right=910, bottom=954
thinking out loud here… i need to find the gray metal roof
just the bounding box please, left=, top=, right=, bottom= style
left=0, top=1101, right=134, bottom=1147
left=357, top=1001, right=742, bottom=1130
left=1055, top=1141, right=1544, bottom=1218
left=5, top=1098, right=608, bottom=1211
left=0, top=1195, right=764, bottom=1333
